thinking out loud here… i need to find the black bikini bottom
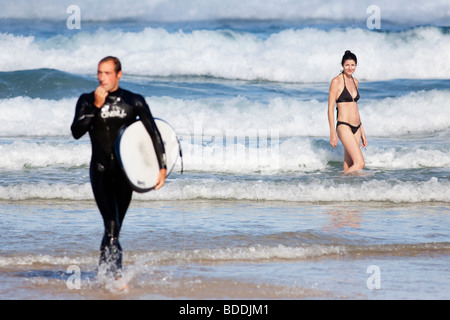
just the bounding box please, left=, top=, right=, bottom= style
left=337, top=121, right=361, bottom=134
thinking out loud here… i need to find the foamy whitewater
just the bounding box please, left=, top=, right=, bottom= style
left=0, top=0, right=449, bottom=301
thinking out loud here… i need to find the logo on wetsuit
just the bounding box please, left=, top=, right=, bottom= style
left=101, top=105, right=127, bottom=119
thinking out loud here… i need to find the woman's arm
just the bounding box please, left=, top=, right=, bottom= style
left=328, top=78, right=339, bottom=148
left=355, top=78, right=367, bottom=148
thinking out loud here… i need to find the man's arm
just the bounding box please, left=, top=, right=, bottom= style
left=71, top=93, right=99, bottom=139
left=133, top=94, right=167, bottom=189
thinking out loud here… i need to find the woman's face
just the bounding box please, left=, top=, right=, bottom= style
left=342, top=59, right=357, bottom=76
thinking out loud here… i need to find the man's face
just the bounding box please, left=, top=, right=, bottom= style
left=97, top=60, right=122, bottom=92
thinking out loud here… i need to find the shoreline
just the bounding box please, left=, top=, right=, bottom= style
left=1, top=199, right=449, bottom=299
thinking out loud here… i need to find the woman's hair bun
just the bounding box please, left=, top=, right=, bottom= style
left=341, top=50, right=357, bottom=66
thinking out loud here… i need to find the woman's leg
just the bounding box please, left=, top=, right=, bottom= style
left=343, top=149, right=352, bottom=171
left=337, top=126, right=365, bottom=174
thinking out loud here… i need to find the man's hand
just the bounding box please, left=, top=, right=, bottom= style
left=154, top=168, right=167, bottom=190
left=94, top=86, right=109, bottom=108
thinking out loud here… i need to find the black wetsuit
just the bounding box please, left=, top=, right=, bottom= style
left=71, top=88, right=166, bottom=276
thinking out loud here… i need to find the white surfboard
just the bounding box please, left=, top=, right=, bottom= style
left=116, top=118, right=181, bottom=193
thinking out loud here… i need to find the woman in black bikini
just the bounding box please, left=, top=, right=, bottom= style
left=328, top=50, right=367, bottom=174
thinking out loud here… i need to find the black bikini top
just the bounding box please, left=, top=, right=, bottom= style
left=336, top=73, right=360, bottom=103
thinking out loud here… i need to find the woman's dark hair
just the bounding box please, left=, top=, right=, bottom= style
left=341, top=50, right=357, bottom=66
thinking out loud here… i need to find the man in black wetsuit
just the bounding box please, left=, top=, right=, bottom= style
left=71, top=56, right=167, bottom=279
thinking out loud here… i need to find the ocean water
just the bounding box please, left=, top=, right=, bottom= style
left=0, top=0, right=449, bottom=301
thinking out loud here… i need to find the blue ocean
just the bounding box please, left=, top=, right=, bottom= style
left=0, top=0, right=449, bottom=300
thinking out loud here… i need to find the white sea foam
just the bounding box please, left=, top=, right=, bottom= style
left=1, top=242, right=449, bottom=268
left=136, top=177, right=450, bottom=203
left=2, top=0, right=449, bottom=25
left=0, top=140, right=89, bottom=169
left=1, top=129, right=448, bottom=174
left=366, top=145, right=450, bottom=169
left=1, top=25, right=449, bottom=81
left=0, top=96, right=75, bottom=136
left=1, top=177, right=448, bottom=203
left=125, top=245, right=348, bottom=264
left=147, top=91, right=450, bottom=138
left=0, top=83, right=447, bottom=190
left=0, top=254, right=95, bottom=267
left=0, top=245, right=343, bottom=267
left=4, top=90, right=446, bottom=138
left=361, top=90, right=450, bottom=136
left=0, top=90, right=448, bottom=172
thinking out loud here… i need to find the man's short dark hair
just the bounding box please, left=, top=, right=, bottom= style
left=99, top=56, right=122, bottom=74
